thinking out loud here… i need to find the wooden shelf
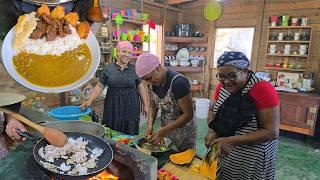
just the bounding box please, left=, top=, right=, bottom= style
left=268, top=26, right=312, bottom=29
left=266, top=54, right=308, bottom=57
left=112, top=40, right=143, bottom=43
left=166, top=66, right=203, bottom=73
left=111, top=18, right=147, bottom=25
left=165, top=36, right=207, bottom=43
left=264, top=67, right=306, bottom=72
left=268, top=41, right=310, bottom=43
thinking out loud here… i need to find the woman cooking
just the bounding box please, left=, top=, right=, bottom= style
left=81, top=41, right=149, bottom=135
left=135, top=53, right=196, bottom=152
left=205, top=52, right=279, bottom=179
left=0, top=92, right=27, bottom=160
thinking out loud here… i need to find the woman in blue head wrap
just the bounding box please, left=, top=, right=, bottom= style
left=205, top=51, right=280, bottom=180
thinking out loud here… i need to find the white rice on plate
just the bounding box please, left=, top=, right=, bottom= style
left=18, top=26, right=85, bottom=56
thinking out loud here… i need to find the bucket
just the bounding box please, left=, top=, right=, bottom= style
left=195, top=98, right=210, bottom=119
left=48, top=106, right=91, bottom=120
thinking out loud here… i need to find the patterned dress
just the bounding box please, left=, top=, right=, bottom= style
left=213, top=73, right=278, bottom=180
left=151, top=74, right=196, bottom=152
left=100, top=63, right=141, bottom=135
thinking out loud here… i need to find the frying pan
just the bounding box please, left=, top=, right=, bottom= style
left=18, top=131, right=113, bottom=179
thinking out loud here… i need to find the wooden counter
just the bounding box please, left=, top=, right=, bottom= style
left=278, top=92, right=320, bottom=136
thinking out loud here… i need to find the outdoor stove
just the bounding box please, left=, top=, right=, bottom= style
left=25, top=141, right=158, bottom=180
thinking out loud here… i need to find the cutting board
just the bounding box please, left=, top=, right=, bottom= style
left=161, top=156, right=211, bottom=180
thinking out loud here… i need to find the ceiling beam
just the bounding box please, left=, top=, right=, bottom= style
left=162, top=0, right=195, bottom=5
left=142, top=0, right=182, bottom=12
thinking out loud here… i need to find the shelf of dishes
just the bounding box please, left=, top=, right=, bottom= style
left=268, top=32, right=310, bottom=41
left=111, top=18, right=147, bottom=25
left=165, top=36, right=207, bottom=43
left=266, top=44, right=309, bottom=57
left=266, top=54, right=308, bottom=57
left=268, top=26, right=312, bottom=29
left=264, top=67, right=306, bottom=72
left=165, top=66, right=204, bottom=73
left=268, top=41, right=310, bottom=43
left=112, top=40, right=143, bottom=43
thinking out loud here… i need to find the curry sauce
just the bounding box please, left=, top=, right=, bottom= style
left=13, top=44, right=92, bottom=87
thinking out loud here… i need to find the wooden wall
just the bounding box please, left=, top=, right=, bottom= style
left=181, top=0, right=320, bottom=98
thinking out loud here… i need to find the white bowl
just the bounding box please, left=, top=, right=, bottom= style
left=169, top=60, right=178, bottom=66
left=179, top=61, right=190, bottom=67
left=1, top=27, right=100, bottom=93
left=190, top=59, right=200, bottom=67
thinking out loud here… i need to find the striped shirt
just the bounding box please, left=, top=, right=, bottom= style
left=214, top=73, right=278, bottom=180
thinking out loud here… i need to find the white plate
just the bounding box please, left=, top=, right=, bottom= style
left=1, top=27, right=100, bottom=93
left=176, top=48, right=189, bottom=61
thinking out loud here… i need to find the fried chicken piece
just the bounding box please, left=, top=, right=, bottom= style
left=76, top=21, right=90, bottom=39
left=37, top=4, right=50, bottom=16
left=64, top=12, right=79, bottom=27
left=51, top=6, right=65, bottom=19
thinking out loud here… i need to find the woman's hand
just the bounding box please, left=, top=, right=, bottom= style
left=80, top=100, right=92, bottom=111
left=151, top=127, right=167, bottom=145
left=144, top=125, right=153, bottom=137
left=212, top=137, right=234, bottom=159
left=5, top=117, right=27, bottom=141
left=205, top=129, right=217, bottom=148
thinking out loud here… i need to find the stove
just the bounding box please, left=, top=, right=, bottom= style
left=24, top=141, right=158, bottom=180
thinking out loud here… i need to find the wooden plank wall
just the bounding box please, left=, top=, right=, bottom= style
left=182, top=0, right=320, bottom=98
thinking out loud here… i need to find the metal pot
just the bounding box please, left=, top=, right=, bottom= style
left=39, top=120, right=105, bottom=138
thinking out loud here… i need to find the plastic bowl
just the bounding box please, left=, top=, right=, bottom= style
left=48, top=106, right=91, bottom=120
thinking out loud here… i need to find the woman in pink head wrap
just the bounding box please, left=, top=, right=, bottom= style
left=81, top=41, right=149, bottom=135
left=135, top=53, right=196, bottom=152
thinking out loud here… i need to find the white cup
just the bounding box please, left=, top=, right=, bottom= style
left=294, top=33, right=300, bottom=41
left=270, top=44, right=276, bottom=49
left=300, top=45, right=308, bottom=50
left=299, top=49, right=306, bottom=55
left=284, top=49, right=291, bottom=55
left=278, top=33, right=283, bottom=40
left=284, top=44, right=291, bottom=50
left=269, top=49, right=276, bottom=54
left=301, top=18, right=308, bottom=26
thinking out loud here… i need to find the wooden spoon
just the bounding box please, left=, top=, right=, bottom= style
left=87, top=0, right=104, bottom=22
left=0, top=108, right=67, bottom=147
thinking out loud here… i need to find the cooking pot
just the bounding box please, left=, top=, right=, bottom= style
left=39, top=120, right=105, bottom=138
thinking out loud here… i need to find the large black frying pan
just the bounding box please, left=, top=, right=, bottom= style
left=18, top=131, right=113, bottom=179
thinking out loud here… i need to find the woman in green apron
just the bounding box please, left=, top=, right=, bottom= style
left=135, top=53, right=196, bottom=152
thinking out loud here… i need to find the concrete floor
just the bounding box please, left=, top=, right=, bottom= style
left=139, top=116, right=320, bottom=180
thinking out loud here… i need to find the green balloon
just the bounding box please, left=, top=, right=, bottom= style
left=204, top=1, right=222, bottom=21
left=115, top=15, right=123, bottom=25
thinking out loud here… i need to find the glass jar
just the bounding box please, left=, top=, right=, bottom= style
left=100, top=23, right=109, bottom=37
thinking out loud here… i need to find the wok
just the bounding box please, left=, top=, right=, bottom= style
left=39, top=120, right=105, bottom=138
left=18, top=131, right=113, bottom=179
left=135, top=137, right=174, bottom=153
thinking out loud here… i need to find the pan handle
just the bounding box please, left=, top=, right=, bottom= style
left=16, top=129, right=39, bottom=144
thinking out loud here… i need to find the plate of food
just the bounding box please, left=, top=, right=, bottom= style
left=1, top=4, right=100, bottom=93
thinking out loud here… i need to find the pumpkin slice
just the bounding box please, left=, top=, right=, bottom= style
left=169, top=148, right=196, bottom=165
left=200, top=160, right=217, bottom=180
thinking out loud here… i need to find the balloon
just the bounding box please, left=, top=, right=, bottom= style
left=115, top=14, right=123, bottom=25
left=203, top=1, right=222, bottom=21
